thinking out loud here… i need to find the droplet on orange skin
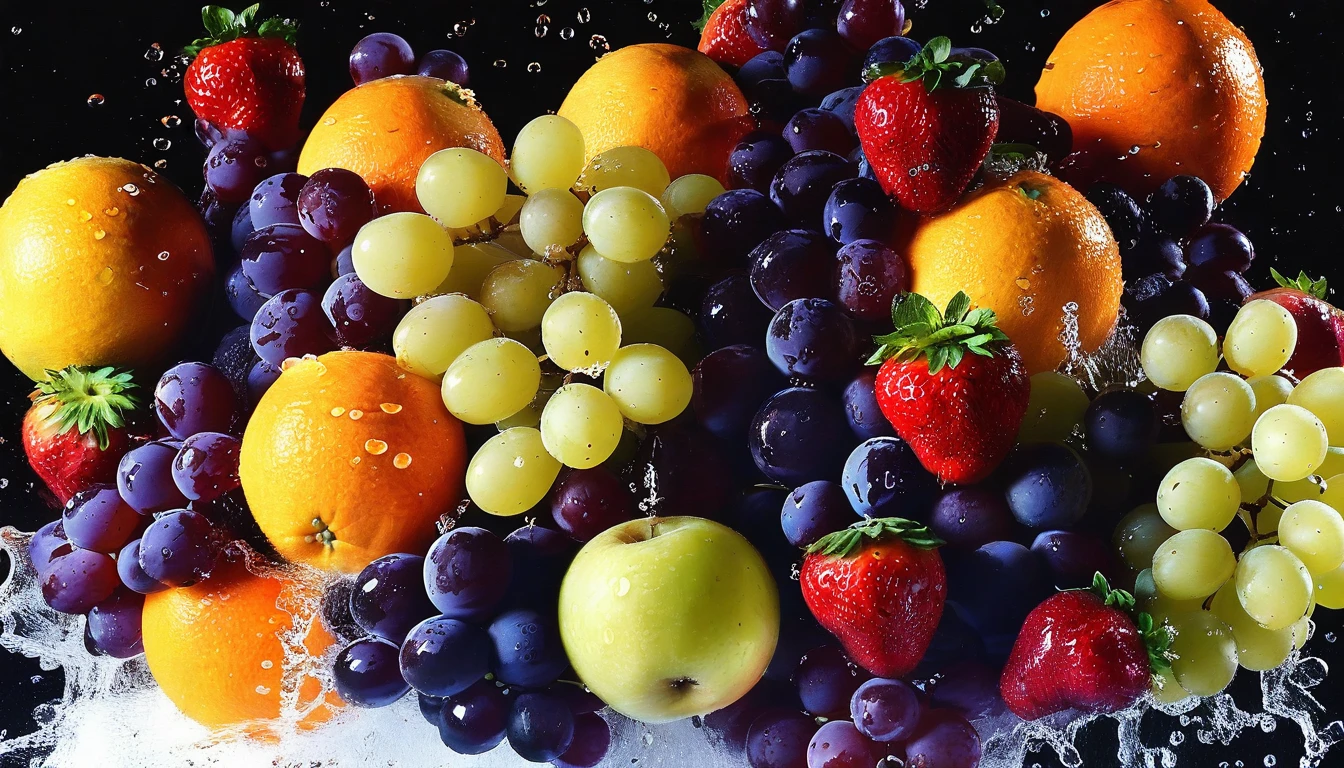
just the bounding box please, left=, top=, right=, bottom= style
left=330, top=407, right=346, bottom=417
left=349, top=409, right=364, bottom=420
left=365, top=439, right=388, bottom=455
left=393, top=453, right=412, bottom=469
left=380, top=403, right=403, bottom=414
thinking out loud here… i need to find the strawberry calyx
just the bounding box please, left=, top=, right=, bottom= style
left=1075, top=572, right=1174, bottom=676
left=1271, top=267, right=1328, bottom=300
left=806, top=517, right=944, bottom=557
left=183, top=4, right=298, bottom=56
left=693, top=0, right=730, bottom=32
left=31, top=366, right=139, bottom=451
left=867, top=291, right=1010, bottom=374
left=862, top=36, right=1006, bottom=91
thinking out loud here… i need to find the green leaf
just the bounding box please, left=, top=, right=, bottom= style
left=926, top=36, right=952, bottom=64
left=981, top=59, right=1007, bottom=86
left=693, top=0, right=728, bottom=32
left=202, top=6, right=235, bottom=37
left=869, top=290, right=1012, bottom=372
left=943, top=292, right=972, bottom=324
left=237, top=3, right=260, bottom=29
left=806, top=517, right=945, bottom=557
left=256, top=16, right=298, bottom=44
left=952, top=62, right=982, bottom=88
left=33, top=365, right=140, bottom=451
left=891, top=292, right=938, bottom=330
left=1270, top=267, right=1328, bottom=300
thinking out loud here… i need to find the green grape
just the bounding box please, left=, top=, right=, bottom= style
left=1288, top=367, right=1344, bottom=446
left=1278, top=500, right=1344, bottom=575
left=1167, top=610, right=1239, bottom=696
left=1251, top=404, right=1329, bottom=482
left=1277, top=449, right=1344, bottom=503
left=1235, top=544, right=1313, bottom=630
left=416, top=147, right=509, bottom=228
left=583, top=187, right=671, bottom=264
left=352, top=212, right=455, bottom=299
left=661, top=173, right=725, bottom=219
left=1210, top=582, right=1294, bottom=671
left=575, top=245, right=663, bottom=316
left=493, top=193, right=527, bottom=226
left=433, top=241, right=517, bottom=300
left=1152, top=529, right=1236, bottom=601
left=510, top=115, right=586, bottom=193
left=604, top=343, right=693, bottom=425
left=541, top=291, right=622, bottom=373
left=1113, top=503, right=1179, bottom=573
left=441, top=338, right=541, bottom=425
left=1234, top=458, right=1270, bottom=505
left=1140, top=314, right=1220, bottom=392
left=1291, top=615, right=1312, bottom=649
left=1156, top=457, right=1241, bottom=531
left=520, top=188, right=585, bottom=257
left=495, top=373, right=563, bottom=430
left=1180, top=372, right=1257, bottom=450
left=539, top=383, right=624, bottom=469
left=479, top=259, right=565, bottom=332
left=1323, top=473, right=1344, bottom=510
left=1224, top=300, right=1298, bottom=378
left=392, top=294, right=496, bottom=379
left=1151, top=668, right=1192, bottom=706
left=494, top=228, right=534, bottom=258
left=505, top=325, right=545, bottom=356
left=1017, top=371, right=1090, bottom=444
left=1315, top=561, right=1344, bottom=610
left=577, top=145, right=671, bottom=196
left=1135, top=568, right=1203, bottom=621
left=620, top=306, right=699, bottom=365
left=1247, top=374, right=1294, bottom=423
left=465, top=427, right=561, bottom=516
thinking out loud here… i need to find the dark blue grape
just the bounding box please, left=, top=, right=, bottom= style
left=488, top=608, right=568, bottom=688
left=417, top=49, right=470, bottom=86
left=212, top=324, right=258, bottom=402
left=783, top=29, right=859, bottom=97
left=117, top=439, right=188, bottom=515
left=745, top=708, right=818, bottom=768
left=738, top=51, right=788, bottom=87
left=86, top=588, right=145, bottom=658
left=1149, top=175, right=1215, bottom=238
left=116, top=539, right=167, bottom=594
left=1031, top=530, right=1117, bottom=589
left=729, top=132, right=796, bottom=194
left=418, top=692, right=446, bottom=725
left=781, top=480, right=853, bottom=548
left=335, top=244, right=356, bottom=276
left=154, top=362, right=238, bottom=439
left=322, top=273, right=407, bottom=349
left=903, top=709, right=982, bottom=768
left=749, top=228, right=836, bottom=311
left=834, top=238, right=907, bottom=323
left=550, top=468, right=635, bottom=542
left=226, top=263, right=268, bottom=321
left=138, top=510, right=220, bottom=587
left=850, top=676, right=921, bottom=742
left=1085, top=389, right=1159, bottom=460
left=507, top=691, right=576, bottom=762
left=231, top=202, right=255, bottom=252
left=240, top=223, right=332, bottom=297
left=769, top=150, right=855, bottom=226
left=1191, top=269, right=1254, bottom=306
left=504, top=525, right=576, bottom=609
left=750, top=387, right=854, bottom=485
left=171, top=431, right=242, bottom=503
left=40, top=548, right=119, bottom=614
left=783, top=108, right=855, bottom=156
left=424, top=527, right=512, bottom=619
left=693, top=345, right=786, bottom=441
left=398, top=616, right=490, bottom=697
left=928, top=487, right=1016, bottom=551
left=1130, top=237, right=1187, bottom=281
left=334, top=637, right=411, bottom=707
left=819, top=86, right=864, bottom=133
left=1085, top=182, right=1144, bottom=253
left=1185, top=223, right=1254, bottom=275
left=250, top=288, right=336, bottom=365
left=438, top=679, right=509, bottom=755
left=247, top=359, right=282, bottom=403
left=623, top=424, right=733, bottom=518
left=29, top=520, right=68, bottom=575
left=350, top=553, right=437, bottom=643
left=297, top=168, right=378, bottom=248
left=701, top=273, right=775, bottom=350
left=766, top=298, right=860, bottom=381
left=945, top=541, right=1050, bottom=644
left=823, top=178, right=896, bottom=246
left=863, top=35, right=922, bottom=71
left=806, top=720, right=878, bottom=768
left=745, top=0, right=806, bottom=48
left=1002, top=443, right=1092, bottom=530
left=837, top=0, right=906, bottom=51
left=62, top=484, right=139, bottom=554
left=996, top=96, right=1074, bottom=164
left=554, top=712, right=611, bottom=768
left=349, top=32, right=415, bottom=85
left=795, top=645, right=867, bottom=718
left=841, top=371, right=895, bottom=440
left=205, top=136, right=271, bottom=205
left=929, top=660, right=1005, bottom=720
left=704, top=679, right=790, bottom=755
left=701, top=189, right=789, bottom=267
left=249, top=172, right=307, bottom=228
left=840, top=436, right=938, bottom=519
left=913, top=606, right=987, bottom=677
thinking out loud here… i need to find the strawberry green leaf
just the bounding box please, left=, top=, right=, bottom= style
left=236, top=3, right=260, bottom=28
left=1270, top=267, right=1328, bottom=300
left=33, top=366, right=139, bottom=451
left=184, top=3, right=296, bottom=56
left=882, top=36, right=1005, bottom=91
left=694, top=0, right=728, bottom=32
left=202, top=6, right=236, bottom=38
left=1074, top=573, right=1174, bottom=675
left=806, top=517, right=944, bottom=557
left=870, top=291, right=1012, bottom=369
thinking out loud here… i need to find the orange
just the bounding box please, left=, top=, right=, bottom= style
left=903, top=171, right=1122, bottom=375
left=557, top=44, right=754, bottom=184
left=142, top=559, right=338, bottom=729
left=1035, top=0, right=1266, bottom=202
left=239, top=350, right=465, bottom=573
left=0, top=157, right=214, bottom=380
left=297, top=76, right=506, bottom=214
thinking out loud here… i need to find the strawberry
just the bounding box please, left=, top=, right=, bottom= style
left=800, top=517, right=946, bottom=678
left=1247, top=268, right=1344, bottom=378
left=1001, top=573, right=1173, bottom=720
left=854, top=36, right=1001, bottom=214
left=870, top=291, right=1030, bottom=485
left=695, top=0, right=770, bottom=68
left=183, top=5, right=304, bottom=151
left=22, top=367, right=140, bottom=506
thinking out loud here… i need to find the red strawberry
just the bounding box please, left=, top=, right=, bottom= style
left=1001, top=573, right=1173, bottom=720
left=22, top=367, right=140, bottom=506
left=1247, top=269, right=1344, bottom=378
left=800, top=517, right=946, bottom=678
left=183, top=5, right=304, bottom=151
left=871, top=291, right=1030, bottom=485
left=696, top=0, right=770, bottom=68
left=855, top=37, right=1001, bottom=214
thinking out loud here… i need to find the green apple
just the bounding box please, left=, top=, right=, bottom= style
left=558, top=516, right=779, bottom=724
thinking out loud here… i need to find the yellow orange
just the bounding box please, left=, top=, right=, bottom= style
left=1035, top=0, right=1266, bottom=201
left=298, top=76, right=506, bottom=214
left=239, top=350, right=466, bottom=573
left=0, top=157, right=214, bottom=380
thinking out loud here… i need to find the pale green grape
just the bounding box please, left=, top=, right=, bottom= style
left=466, top=427, right=561, bottom=516
left=1135, top=568, right=1203, bottom=621
left=441, top=338, right=541, bottom=425
left=661, top=174, right=725, bottom=219
left=1167, top=610, right=1239, bottom=696
left=1278, top=500, right=1344, bottom=575
left=493, top=194, right=526, bottom=226
left=1156, top=457, right=1241, bottom=531
left=575, top=245, right=663, bottom=316
left=1323, top=473, right=1344, bottom=511
left=541, top=291, right=622, bottom=373
left=577, top=146, right=671, bottom=196
left=494, top=228, right=534, bottom=258
left=520, top=188, right=585, bottom=257
left=1140, top=315, right=1220, bottom=392
left=1113, top=503, right=1178, bottom=573
left=432, top=241, right=517, bottom=300
left=504, top=325, right=545, bottom=356
left=352, top=212, right=455, bottom=299
left=1292, top=615, right=1312, bottom=649
left=1153, top=529, right=1236, bottom=601
left=1180, top=372, right=1257, bottom=450
left=479, top=259, right=565, bottom=333
left=1277, top=449, right=1344, bottom=503
left=1234, top=458, right=1270, bottom=505
left=1235, top=544, right=1313, bottom=630
left=1247, top=375, right=1294, bottom=422
left=1017, top=371, right=1090, bottom=444
left=1151, top=668, right=1192, bottom=705
left=1252, top=404, right=1329, bottom=482
left=510, top=115, right=586, bottom=193
left=620, top=306, right=698, bottom=365
left=1210, top=583, right=1294, bottom=672
left=604, top=343, right=693, bottom=425
left=416, top=147, right=509, bottom=228
left=583, top=187, right=671, bottom=264
left=539, top=383, right=624, bottom=469
left=393, top=294, right=496, bottom=379
left=1224, top=300, right=1298, bottom=378
left=495, top=373, right=563, bottom=430
left=1288, top=367, right=1344, bottom=446
left=1315, top=562, right=1344, bottom=610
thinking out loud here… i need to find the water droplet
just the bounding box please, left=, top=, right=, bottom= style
left=79, top=210, right=93, bottom=222
left=1015, top=278, right=1031, bottom=290
left=349, top=409, right=364, bottom=420
left=322, top=116, right=337, bottom=126
left=380, top=403, right=402, bottom=414
left=589, top=34, right=609, bottom=52
left=393, top=453, right=413, bottom=469
left=255, top=685, right=271, bottom=695
left=1041, top=8, right=1051, bottom=16
left=616, top=577, right=630, bottom=596
left=98, top=267, right=114, bottom=285
left=527, top=62, right=542, bottom=73
left=493, top=59, right=508, bottom=68
left=365, top=439, right=388, bottom=455
left=559, top=27, right=575, bottom=40
left=145, top=78, right=157, bottom=87
left=577, top=7, right=591, bottom=23
left=87, top=94, right=105, bottom=107
left=535, top=24, right=549, bottom=37
left=350, top=456, right=362, bottom=466
left=156, top=250, right=170, bottom=261
left=145, top=43, right=164, bottom=61
left=121, top=183, right=141, bottom=196
left=10, top=26, right=20, bottom=34
left=153, top=159, right=168, bottom=169
left=152, top=138, right=172, bottom=151
left=261, top=660, right=273, bottom=669
left=93, top=230, right=107, bottom=240
left=603, top=628, right=614, bottom=644
left=160, top=115, right=181, bottom=128
left=330, top=407, right=346, bottom=417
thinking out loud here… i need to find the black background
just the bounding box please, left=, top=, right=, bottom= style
left=0, top=1, right=1340, bottom=765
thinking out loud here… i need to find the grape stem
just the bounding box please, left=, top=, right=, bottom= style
left=1236, top=477, right=1278, bottom=555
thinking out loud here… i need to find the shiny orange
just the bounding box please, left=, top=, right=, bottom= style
left=297, top=76, right=506, bottom=213
left=557, top=44, right=754, bottom=184
left=239, top=350, right=465, bottom=573
left=1035, top=0, right=1266, bottom=201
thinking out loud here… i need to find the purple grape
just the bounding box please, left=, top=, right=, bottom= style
left=399, top=616, right=490, bottom=697
left=623, top=424, right=733, bottom=517
left=806, top=720, right=877, bottom=768
left=769, top=150, right=856, bottom=226
left=929, top=660, right=1004, bottom=720
left=350, top=553, right=437, bottom=643
left=1031, top=530, right=1117, bottom=589
left=841, top=436, right=938, bottom=519
left=928, top=487, right=1016, bottom=551
left=946, top=541, right=1050, bottom=643
left=1185, top=223, right=1254, bottom=275
left=750, top=229, right=836, bottom=311
left=1002, top=443, right=1092, bottom=530
left=487, top=608, right=568, bottom=688
left=268, top=146, right=300, bottom=175
left=350, top=32, right=415, bottom=85
left=701, top=273, right=776, bottom=350
left=746, top=708, right=818, bottom=768
left=784, top=29, right=859, bottom=98
left=424, top=527, right=512, bottom=619
left=996, top=97, right=1074, bottom=164
left=1149, top=175, right=1215, bottom=237
left=729, top=133, right=796, bottom=195
left=503, top=525, right=577, bottom=610
left=795, top=645, right=867, bottom=719
left=914, top=607, right=987, bottom=677
left=783, top=108, right=855, bottom=156
left=249, top=172, right=307, bottom=228
left=297, top=168, right=378, bottom=247
left=841, top=371, right=895, bottom=440
left=745, top=0, right=806, bottom=48
left=194, top=118, right=232, bottom=148
left=205, top=136, right=271, bottom=205
left=837, top=0, right=906, bottom=51
left=903, top=709, right=982, bottom=768
left=739, top=50, right=788, bottom=90
left=1085, top=389, right=1159, bottom=460
left=417, top=49, right=470, bottom=86
left=834, top=239, right=907, bottom=324
left=154, top=362, right=238, bottom=439
left=750, top=387, right=854, bottom=485
left=247, top=359, right=282, bottom=403
left=850, top=677, right=921, bottom=742
left=335, top=244, right=356, bottom=276
left=438, top=679, right=509, bottom=755
left=138, top=510, right=219, bottom=587
left=226, top=263, right=268, bottom=321
left=41, top=547, right=119, bottom=614
left=693, top=344, right=786, bottom=441
left=62, top=484, right=140, bottom=554
left=1128, top=237, right=1186, bottom=281
left=818, top=86, right=863, bottom=134
left=766, top=298, right=860, bottom=381
left=552, top=684, right=606, bottom=715
left=782, top=481, right=856, bottom=548
left=554, top=712, right=611, bottom=768
left=701, top=188, right=789, bottom=266
left=507, top=691, right=576, bottom=762
left=172, top=425, right=242, bottom=507
left=87, top=588, right=145, bottom=658
left=1191, top=269, right=1254, bottom=305
left=250, top=288, right=336, bottom=365
left=704, top=679, right=786, bottom=755
left=117, top=439, right=189, bottom=514
left=824, top=179, right=896, bottom=246
left=1085, top=182, right=1144, bottom=254
left=863, top=35, right=922, bottom=71
left=116, top=538, right=167, bottom=594
left=419, top=692, right=447, bottom=725
left=334, top=636, right=410, bottom=707
left=322, top=273, right=407, bottom=349
left=550, top=468, right=634, bottom=542
left=212, top=324, right=258, bottom=401
left=240, top=223, right=332, bottom=297
left=29, top=520, right=68, bottom=575
left=231, top=203, right=255, bottom=252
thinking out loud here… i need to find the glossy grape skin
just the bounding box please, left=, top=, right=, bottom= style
left=554, top=712, right=612, bottom=768
left=550, top=467, right=634, bottom=542
left=417, top=49, right=470, bottom=85
left=623, top=424, right=734, bottom=518
left=700, top=189, right=788, bottom=267
left=837, top=0, right=907, bottom=51
left=507, top=692, right=576, bottom=763
left=946, top=541, right=1051, bottom=646
left=29, top=520, right=68, bottom=575
left=247, top=359, right=282, bottom=403
left=1002, top=443, right=1093, bottom=530
left=744, top=0, right=806, bottom=48
left=297, top=167, right=378, bottom=247
left=240, top=223, right=332, bottom=297
left=250, top=288, right=336, bottom=365
left=807, top=719, right=878, bottom=768
left=418, top=692, right=446, bottom=726
left=746, top=708, right=819, bottom=768
left=248, top=172, right=306, bottom=228
left=117, top=439, right=189, bottom=515
left=204, top=136, right=271, bottom=205
left=226, top=263, right=267, bottom=321
left=322, top=273, right=407, bottom=349
left=693, top=345, right=787, bottom=441
left=863, top=35, right=922, bottom=70
left=399, top=616, right=491, bottom=697
left=927, top=660, right=1004, bottom=720
left=1185, top=223, right=1255, bottom=276
left=784, top=29, right=859, bottom=98
left=841, top=371, right=896, bottom=440
left=928, top=487, right=1017, bottom=551
left=739, top=50, right=788, bottom=88
left=750, top=229, right=836, bottom=311
left=1085, top=389, right=1160, bottom=461
left=487, top=608, right=568, bottom=688
left=503, top=525, right=576, bottom=611
left=61, top=485, right=139, bottom=554
left=116, top=539, right=167, bottom=594
left=1149, top=175, right=1215, bottom=238
left=211, top=324, right=258, bottom=403
left=823, top=178, right=897, bottom=245
left=350, top=553, right=437, bottom=643
left=154, top=362, right=238, bottom=439
left=40, top=548, right=119, bottom=614
left=769, top=150, right=856, bottom=226
left=349, top=32, right=415, bottom=84
left=1032, top=530, right=1117, bottom=589
left=902, top=709, right=982, bottom=768
left=841, top=436, right=938, bottom=519
left=437, top=679, right=510, bottom=755
left=170, top=432, right=241, bottom=503
left=783, top=108, right=855, bottom=156
left=834, top=239, right=907, bottom=322
left=750, top=387, right=855, bottom=486
left=700, top=273, right=775, bottom=350
left=1086, top=182, right=1144, bottom=253
left=781, top=481, right=854, bottom=549
left=794, top=645, right=868, bottom=719
left=138, top=510, right=220, bottom=587
left=424, top=527, right=513, bottom=620
left=87, top=588, right=145, bottom=658
left=729, top=131, right=795, bottom=194
left=766, top=298, right=861, bottom=382
left=334, top=637, right=411, bottom=707
left=850, top=677, right=921, bottom=742
left=229, top=202, right=255, bottom=252
left=995, top=96, right=1074, bottom=164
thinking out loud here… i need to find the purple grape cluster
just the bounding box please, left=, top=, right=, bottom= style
left=349, top=32, right=470, bottom=87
